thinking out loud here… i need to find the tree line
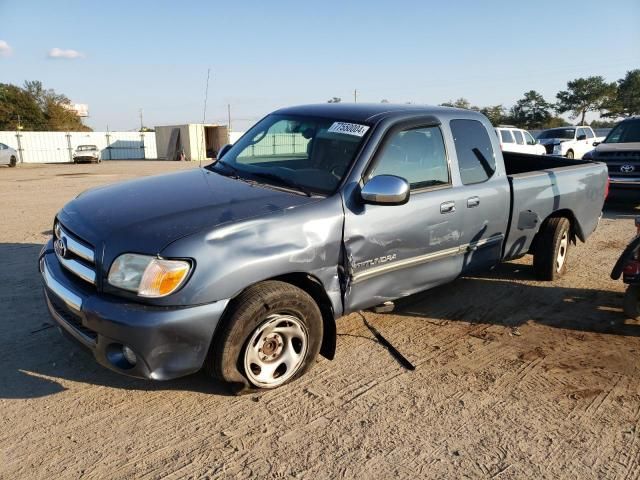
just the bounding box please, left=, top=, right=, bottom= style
left=0, top=81, right=91, bottom=132
left=329, top=70, right=640, bottom=130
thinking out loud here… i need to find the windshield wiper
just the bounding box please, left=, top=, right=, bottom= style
left=248, top=171, right=313, bottom=197
left=212, top=160, right=240, bottom=178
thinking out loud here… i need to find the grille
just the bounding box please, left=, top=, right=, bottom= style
left=544, top=144, right=554, bottom=154
left=47, top=291, right=97, bottom=341
left=598, top=150, right=640, bottom=177
left=54, top=222, right=97, bottom=286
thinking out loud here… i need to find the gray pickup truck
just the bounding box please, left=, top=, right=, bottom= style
left=39, top=104, right=608, bottom=391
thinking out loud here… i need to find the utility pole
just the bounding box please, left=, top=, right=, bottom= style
left=354, top=89, right=358, bottom=103
left=227, top=104, right=232, bottom=132
left=139, top=109, right=144, bottom=131
left=17, top=114, right=22, bottom=131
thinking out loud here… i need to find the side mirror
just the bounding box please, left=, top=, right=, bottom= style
left=577, top=134, right=587, bottom=141
left=361, top=175, right=410, bottom=206
left=217, top=144, right=232, bottom=159
left=593, top=141, right=600, bottom=146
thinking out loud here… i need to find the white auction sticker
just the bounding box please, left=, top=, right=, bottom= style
left=327, top=122, right=370, bottom=137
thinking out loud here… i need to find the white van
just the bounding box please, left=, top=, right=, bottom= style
left=496, top=126, right=546, bottom=155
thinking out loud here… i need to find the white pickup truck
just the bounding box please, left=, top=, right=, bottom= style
left=537, top=126, right=603, bottom=159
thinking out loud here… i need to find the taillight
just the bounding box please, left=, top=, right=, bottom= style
left=604, top=177, right=610, bottom=199
left=623, top=259, right=640, bottom=276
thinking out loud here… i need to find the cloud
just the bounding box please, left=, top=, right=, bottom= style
left=48, top=48, right=84, bottom=59
left=0, top=40, right=12, bottom=57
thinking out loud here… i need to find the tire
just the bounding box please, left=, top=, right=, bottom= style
left=206, top=281, right=323, bottom=392
left=624, top=285, right=640, bottom=321
left=566, top=150, right=574, bottom=159
left=533, top=217, right=571, bottom=281
left=9, top=156, right=16, bottom=167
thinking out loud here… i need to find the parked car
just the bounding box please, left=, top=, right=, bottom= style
left=495, top=126, right=546, bottom=155
left=0, top=142, right=18, bottom=167
left=39, top=104, right=608, bottom=391
left=584, top=117, right=640, bottom=199
left=73, top=145, right=101, bottom=163
left=537, top=126, right=603, bottom=159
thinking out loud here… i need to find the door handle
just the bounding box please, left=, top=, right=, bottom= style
left=467, top=196, right=480, bottom=208
left=440, top=201, right=456, bottom=214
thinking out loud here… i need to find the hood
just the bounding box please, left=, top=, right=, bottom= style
left=595, top=142, right=640, bottom=153
left=538, top=138, right=569, bottom=145
left=57, top=168, right=318, bottom=261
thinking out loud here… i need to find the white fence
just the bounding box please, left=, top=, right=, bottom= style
left=0, top=131, right=158, bottom=163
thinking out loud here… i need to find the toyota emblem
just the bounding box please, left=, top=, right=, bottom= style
left=54, top=238, right=68, bottom=258
left=620, top=164, right=635, bottom=173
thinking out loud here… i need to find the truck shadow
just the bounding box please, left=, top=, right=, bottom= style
left=0, top=242, right=233, bottom=399
left=394, top=262, right=636, bottom=338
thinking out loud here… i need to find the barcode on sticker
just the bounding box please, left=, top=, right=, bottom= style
left=327, top=122, right=370, bottom=137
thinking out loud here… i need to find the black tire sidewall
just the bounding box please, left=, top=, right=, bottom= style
left=566, top=150, right=574, bottom=159
left=9, top=156, right=16, bottom=167
left=211, top=281, right=323, bottom=392
left=534, top=217, right=571, bottom=280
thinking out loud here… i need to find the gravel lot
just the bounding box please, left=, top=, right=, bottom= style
left=1, top=161, right=639, bottom=479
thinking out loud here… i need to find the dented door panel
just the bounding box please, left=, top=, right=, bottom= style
left=342, top=187, right=466, bottom=312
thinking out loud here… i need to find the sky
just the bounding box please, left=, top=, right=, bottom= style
left=0, top=0, right=638, bottom=131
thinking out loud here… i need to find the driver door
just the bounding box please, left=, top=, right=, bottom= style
left=342, top=124, right=465, bottom=312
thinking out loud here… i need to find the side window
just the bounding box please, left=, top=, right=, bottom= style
left=450, top=119, right=496, bottom=185
left=513, top=130, right=525, bottom=145
left=0, top=144, right=6, bottom=150
left=370, top=126, right=449, bottom=189
left=499, top=130, right=514, bottom=143
left=524, top=131, right=536, bottom=145
left=577, top=128, right=587, bottom=139
left=586, top=128, right=595, bottom=139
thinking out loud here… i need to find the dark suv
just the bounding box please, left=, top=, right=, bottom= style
left=586, top=117, right=640, bottom=200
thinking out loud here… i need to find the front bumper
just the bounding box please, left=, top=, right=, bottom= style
left=39, top=247, right=229, bottom=380
left=609, top=176, right=640, bottom=190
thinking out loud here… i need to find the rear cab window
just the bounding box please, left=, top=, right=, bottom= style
left=450, top=119, right=496, bottom=185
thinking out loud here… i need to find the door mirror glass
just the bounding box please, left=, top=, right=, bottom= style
left=217, top=143, right=232, bottom=159
left=361, top=175, right=410, bottom=206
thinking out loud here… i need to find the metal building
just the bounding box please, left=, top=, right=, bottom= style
left=155, top=124, right=229, bottom=161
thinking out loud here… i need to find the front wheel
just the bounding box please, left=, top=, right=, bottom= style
left=533, top=217, right=571, bottom=280
left=566, top=150, right=574, bottom=159
left=624, top=285, right=640, bottom=320
left=207, top=281, right=323, bottom=392
left=9, top=156, right=16, bottom=167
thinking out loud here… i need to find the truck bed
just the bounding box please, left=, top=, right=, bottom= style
left=501, top=152, right=608, bottom=261
left=503, top=151, right=593, bottom=175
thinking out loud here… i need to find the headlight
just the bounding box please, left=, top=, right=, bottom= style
left=108, top=253, right=191, bottom=298
left=552, top=143, right=562, bottom=154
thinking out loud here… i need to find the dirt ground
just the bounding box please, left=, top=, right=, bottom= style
left=1, top=161, right=639, bottom=479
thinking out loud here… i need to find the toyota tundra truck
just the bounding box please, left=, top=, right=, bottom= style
left=39, top=104, right=608, bottom=392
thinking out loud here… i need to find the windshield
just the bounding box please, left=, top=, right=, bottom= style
left=208, top=114, right=370, bottom=195
left=604, top=120, right=640, bottom=144
left=77, top=145, right=97, bottom=151
left=537, top=129, right=575, bottom=140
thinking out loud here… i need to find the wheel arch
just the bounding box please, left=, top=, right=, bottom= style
left=219, top=272, right=338, bottom=361
left=530, top=209, right=581, bottom=255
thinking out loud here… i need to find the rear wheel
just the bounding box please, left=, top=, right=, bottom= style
left=566, top=150, right=574, bottom=159
left=533, top=217, right=571, bottom=280
left=207, top=281, right=323, bottom=392
left=9, top=156, right=16, bottom=167
left=624, top=285, right=640, bottom=320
